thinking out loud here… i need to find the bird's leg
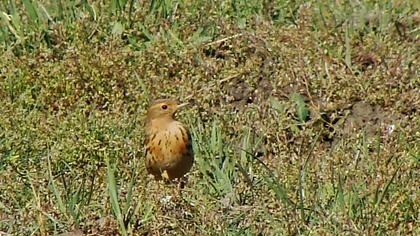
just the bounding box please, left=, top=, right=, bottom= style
left=161, top=170, right=170, bottom=181
left=176, top=176, right=189, bottom=201
left=157, top=171, right=174, bottom=206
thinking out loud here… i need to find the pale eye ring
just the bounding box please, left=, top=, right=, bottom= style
left=161, top=105, right=168, bottom=110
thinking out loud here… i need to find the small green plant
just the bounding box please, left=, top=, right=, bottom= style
left=190, top=119, right=236, bottom=198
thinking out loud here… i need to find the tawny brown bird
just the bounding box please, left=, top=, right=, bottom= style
left=144, top=99, right=194, bottom=181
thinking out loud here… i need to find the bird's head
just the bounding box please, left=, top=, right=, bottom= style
left=146, top=99, right=188, bottom=121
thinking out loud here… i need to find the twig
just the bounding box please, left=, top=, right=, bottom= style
left=219, top=73, right=242, bottom=83
left=204, top=33, right=245, bottom=47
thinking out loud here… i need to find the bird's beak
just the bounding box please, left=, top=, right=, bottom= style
left=177, top=102, right=189, bottom=109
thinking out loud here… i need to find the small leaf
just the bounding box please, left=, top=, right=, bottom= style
left=269, top=96, right=285, bottom=113
left=290, top=93, right=309, bottom=122
left=111, top=21, right=124, bottom=36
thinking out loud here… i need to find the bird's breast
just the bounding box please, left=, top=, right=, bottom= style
left=146, top=121, right=191, bottom=167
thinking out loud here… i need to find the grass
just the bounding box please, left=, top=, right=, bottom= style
left=0, top=0, right=419, bottom=235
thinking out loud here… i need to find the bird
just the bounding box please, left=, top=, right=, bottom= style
left=144, top=99, right=194, bottom=181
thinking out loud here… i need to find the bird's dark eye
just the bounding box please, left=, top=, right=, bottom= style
left=161, top=105, right=168, bottom=110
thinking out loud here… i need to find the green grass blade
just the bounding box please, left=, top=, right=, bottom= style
left=105, top=156, right=127, bottom=236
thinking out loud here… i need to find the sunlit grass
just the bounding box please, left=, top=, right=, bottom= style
left=1, top=0, right=419, bottom=235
